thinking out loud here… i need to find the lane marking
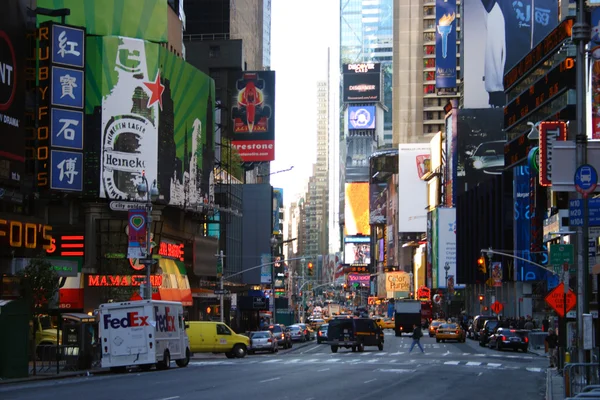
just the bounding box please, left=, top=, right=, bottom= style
left=366, top=359, right=379, bottom=363
left=288, top=359, right=301, bottom=363
left=317, top=368, right=330, bottom=372
left=478, top=372, right=483, bottom=377
left=466, top=362, right=482, bottom=366
left=526, top=367, right=543, bottom=373
left=262, top=359, right=282, bottom=363
left=325, top=359, right=341, bottom=363
left=364, top=378, right=377, bottom=384
left=372, top=352, right=387, bottom=356
left=487, top=363, right=502, bottom=368
left=377, top=369, right=414, bottom=373
left=259, top=377, right=281, bottom=383
left=360, top=352, right=371, bottom=356
left=158, top=397, right=180, bottom=400
left=303, top=346, right=320, bottom=353
left=444, top=361, right=460, bottom=365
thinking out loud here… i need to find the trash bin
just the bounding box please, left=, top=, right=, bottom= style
left=0, top=299, right=30, bottom=378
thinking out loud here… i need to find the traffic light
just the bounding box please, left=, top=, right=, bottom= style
left=478, top=294, right=484, bottom=304
left=477, top=257, right=487, bottom=274
left=307, top=262, right=314, bottom=276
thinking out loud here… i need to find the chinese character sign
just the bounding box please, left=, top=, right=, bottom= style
left=50, top=150, right=83, bottom=191
left=50, top=108, right=83, bottom=149
left=51, top=25, right=85, bottom=68
left=51, top=67, right=84, bottom=108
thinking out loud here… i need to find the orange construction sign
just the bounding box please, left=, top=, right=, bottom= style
left=491, top=301, right=503, bottom=314
left=544, top=283, right=576, bottom=318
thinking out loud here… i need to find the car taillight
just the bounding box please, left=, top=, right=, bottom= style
left=525, top=337, right=529, bottom=343
left=318, top=331, right=322, bottom=336
left=267, top=339, right=272, bottom=343
left=281, top=334, right=284, bottom=339
left=498, top=335, right=504, bottom=341
left=456, top=330, right=460, bottom=334
left=304, top=330, right=308, bottom=334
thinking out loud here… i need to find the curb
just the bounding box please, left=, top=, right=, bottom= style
left=546, top=369, right=552, bottom=400
left=0, top=369, right=112, bottom=386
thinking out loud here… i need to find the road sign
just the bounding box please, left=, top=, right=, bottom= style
left=216, top=258, right=223, bottom=278
left=574, top=164, right=598, bottom=197
left=110, top=201, right=147, bottom=211
left=491, top=301, right=503, bottom=314
left=569, top=198, right=600, bottom=226
left=138, top=259, right=157, bottom=265
left=550, top=244, right=574, bottom=265
left=544, top=283, right=576, bottom=318
left=214, top=289, right=230, bottom=295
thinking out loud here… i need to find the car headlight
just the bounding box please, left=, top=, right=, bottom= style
left=473, top=160, right=483, bottom=169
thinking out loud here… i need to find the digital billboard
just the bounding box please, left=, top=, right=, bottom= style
left=456, top=108, right=505, bottom=196
left=432, top=207, right=458, bottom=289
left=398, top=144, right=430, bottom=233
left=462, top=0, right=558, bottom=108
left=230, top=71, right=276, bottom=162
left=348, top=106, right=375, bottom=130
left=346, top=135, right=374, bottom=182
left=435, top=0, right=457, bottom=89
left=87, top=36, right=215, bottom=205
left=369, top=149, right=397, bottom=225
left=37, top=0, right=168, bottom=42
left=342, top=63, right=381, bottom=103
left=344, top=239, right=370, bottom=266
left=344, top=182, right=370, bottom=236
left=0, top=0, right=27, bottom=184
left=272, top=187, right=283, bottom=235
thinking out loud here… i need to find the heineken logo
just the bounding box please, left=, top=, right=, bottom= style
left=129, top=214, right=145, bottom=230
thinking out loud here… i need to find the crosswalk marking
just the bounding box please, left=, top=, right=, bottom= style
left=466, top=362, right=482, bottom=366
left=526, top=367, right=542, bottom=373
left=487, top=363, right=501, bottom=368
left=366, top=359, right=379, bottom=363
left=325, top=359, right=341, bottom=363
left=262, top=359, right=282, bottom=364
left=444, top=361, right=460, bottom=365
left=288, top=359, right=301, bottom=363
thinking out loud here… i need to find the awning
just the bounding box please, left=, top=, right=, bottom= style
left=155, top=258, right=193, bottom=306
left=59, top=273, right=84, bottom=309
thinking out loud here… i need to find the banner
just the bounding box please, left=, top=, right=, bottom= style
left=491, top=262, right=502, bottom=287
left=435, top=0, right=457, bottom=89
left=127, top=209, right=147, bottom=259
left=592, top=8, right=600, bottom=139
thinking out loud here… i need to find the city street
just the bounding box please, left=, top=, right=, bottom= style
left=1, top=331, right=547, bottom=400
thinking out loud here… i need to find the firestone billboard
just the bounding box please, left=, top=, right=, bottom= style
left=231, top=71, right=276, bottom=162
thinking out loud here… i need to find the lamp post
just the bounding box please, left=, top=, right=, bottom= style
left=136, top=172, right=159, bottom=300
left=409, top=271, right=414, bottom=299
left=444, top=263, right=450, bottom=318
left=270, top=236, right=279, bottom=323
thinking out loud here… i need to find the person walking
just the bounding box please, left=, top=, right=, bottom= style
left=545, top=328, right=559, bottom=368
left=409, top=323, right=425, bottom=354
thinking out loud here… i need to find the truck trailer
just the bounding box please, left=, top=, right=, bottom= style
left=394, top=300, right=422, bottom=336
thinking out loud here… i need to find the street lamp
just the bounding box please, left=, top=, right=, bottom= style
left=444, top=262, right=450, bottom=318
left=137, top=172, right=159, bottom=300
left=270, top=236, right=279, bottom=323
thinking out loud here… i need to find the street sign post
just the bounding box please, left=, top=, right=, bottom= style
left=545, top=283, right=577, bottom=318
left=214, top=289, right=230, bottom=295
left=569, top=198, right=600, bottom=226
left=550, top=244, right=575, bottom=273
left=574, top=164, right=599, bottom=197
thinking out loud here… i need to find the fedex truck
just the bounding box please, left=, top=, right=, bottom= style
left=99, top=300, right=191, bottom=372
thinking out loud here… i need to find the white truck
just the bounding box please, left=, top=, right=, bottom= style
left=99, top=300, right=191, bottom=372
left=394, top=300, right=422, bottom=336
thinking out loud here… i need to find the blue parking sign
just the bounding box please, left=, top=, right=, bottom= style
left=51, top=25, right=85, bottom=68
left=51, top=67, right=84, bottom=109
left=50, top=150, right=83, bottom=192
left=51, top=108, right=84, bottom=150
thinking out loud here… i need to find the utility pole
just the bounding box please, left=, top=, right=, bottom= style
left=573, top=0, right=591, bottom=364
left=216, top=251, right=225, bottom=323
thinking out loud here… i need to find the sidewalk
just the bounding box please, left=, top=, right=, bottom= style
left=530, top=348, right=565, bottom=400
left=0, top=368, right=110, bottom=386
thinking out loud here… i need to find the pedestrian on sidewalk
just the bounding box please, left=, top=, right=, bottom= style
left=409, top=323, right=425, bottom=354
left=545, top=328, right=559, bottom=368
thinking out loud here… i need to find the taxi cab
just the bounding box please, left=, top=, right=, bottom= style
left=428, top=319, right=446, bottom=337
left=435, top=322, right=466, bottom=343
left=373, top=316, right=395, bottom=330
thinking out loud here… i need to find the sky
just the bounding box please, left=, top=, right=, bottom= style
left=269, top=0, right=339, bottom=206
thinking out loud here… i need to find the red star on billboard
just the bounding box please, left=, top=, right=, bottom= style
left=144, top=71, right=165, bottom=110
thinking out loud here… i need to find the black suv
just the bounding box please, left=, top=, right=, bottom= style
left=326, top=318, right=384, bottom=353
left=472, top=315, right=498, bottom=340
left=268, top=324, right=292, bottom=349
left=479, top=319, right=501, bottom=347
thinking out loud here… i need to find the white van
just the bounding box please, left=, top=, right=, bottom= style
left=99, top=300, right=191, bottom=371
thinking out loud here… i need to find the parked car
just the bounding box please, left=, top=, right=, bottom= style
left=327, top=317, right=384, bottom=353
left=479, top=319, right=501, bottom=347
left=472, top=315, right=498, bottom=341
left=488, top=328, right=529, bottom=352
left=268, top=324, right=292, bottom=349
left=248, top=331, right=278, bottom=354
left=288, top=325, right=306, bottom=342
left=436, top=323, right=466, bottom=343
left=317, top=324, right=329, bottom=344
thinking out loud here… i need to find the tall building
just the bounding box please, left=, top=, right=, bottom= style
left=340, top=0, right=393, bottom=134
left=392, top=0, right=462, bottom=145
left=315, top=80, right=330, bottom=255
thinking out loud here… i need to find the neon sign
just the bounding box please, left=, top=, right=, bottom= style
left=0, top=219, right=53, bottom=250
left=88, top=275, right=163, bottom=287
left=158, top=241, right=185, bottom=261
left=46, top=235, right=84, bottom=257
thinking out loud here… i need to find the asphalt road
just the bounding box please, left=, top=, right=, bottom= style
left=1, top=332, right=547, bottom=400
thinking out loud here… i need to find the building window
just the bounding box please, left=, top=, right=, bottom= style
left=424, top=59, right=435, bottom=68
left=424, top=71, right=435, bottom=82
left=424, top=85, right=435, bottom=94
left=423, top=32, right=435, bottom=42
left=424, top=45, right=435, bottom=56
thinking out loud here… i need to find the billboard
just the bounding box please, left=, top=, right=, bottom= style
left=344, top=236, right=370, bottom=266
left=462, top=0, right=558, bottom=108
left=0, top=0, right=27, bottom=184
left=230, top=71, right=276, bottom=162
left=346, top=135, right=374, bottom=182
left=272, top=187, right=283, bottom=235
left=37, top=0, right=168, bottom=42
left=456, top=108, right=505, bottom=195
left=398, top=144, right=430, bottom=233
left=435, top=0, right=457, bottom=89
left=369, top=150, right=397, bottom=225
left=444, top=103, right=458, bottom=206
left=89, top=36, right=215, bottom=205
left=342, top=63, right=381, bottom=103
left=344, top=182, right=370, bottom=236
left=432, top=207, right=457, bottom=289
left=385, top=271, right=410, bottom=294
left=348, top=106, right=376, bottom=130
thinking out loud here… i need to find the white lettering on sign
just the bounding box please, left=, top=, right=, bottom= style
left=346, top=63, right=376, bottom=73
left=0, top=62, right=13, bottom=86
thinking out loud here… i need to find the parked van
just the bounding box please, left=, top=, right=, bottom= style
left=187, top=321, right=249, bottom=358
left=472, top=315, right=499, bottom=340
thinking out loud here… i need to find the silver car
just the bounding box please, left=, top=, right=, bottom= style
left=469, top=140, right=505, bottom=175
left=248, top=331, right=278, bottom=354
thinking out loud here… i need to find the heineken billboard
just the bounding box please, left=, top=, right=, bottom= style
left=86, top=36, right=215, bottom=206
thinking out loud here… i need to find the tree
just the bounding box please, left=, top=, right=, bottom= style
left=220, top=137, right=244, bottom=181
left=17, top=258, right=59, bottom=373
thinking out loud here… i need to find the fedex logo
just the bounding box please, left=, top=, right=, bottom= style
left=103, top=312, right=149, bottom=329
left=155, top=306, right=176, bottom=332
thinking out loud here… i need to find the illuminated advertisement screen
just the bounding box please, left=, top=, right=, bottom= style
left=348, top=106, right=376, bottom=130
left=344, top=236, right=370, bottom=266
left=344, top=182, right=371, bottom=236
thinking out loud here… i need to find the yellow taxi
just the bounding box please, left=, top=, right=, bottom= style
left=435, top=322, right=466, bottom=343
left=373, top=316, right=395, bottom=330
left=428, top=319, right=446, bottom=337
